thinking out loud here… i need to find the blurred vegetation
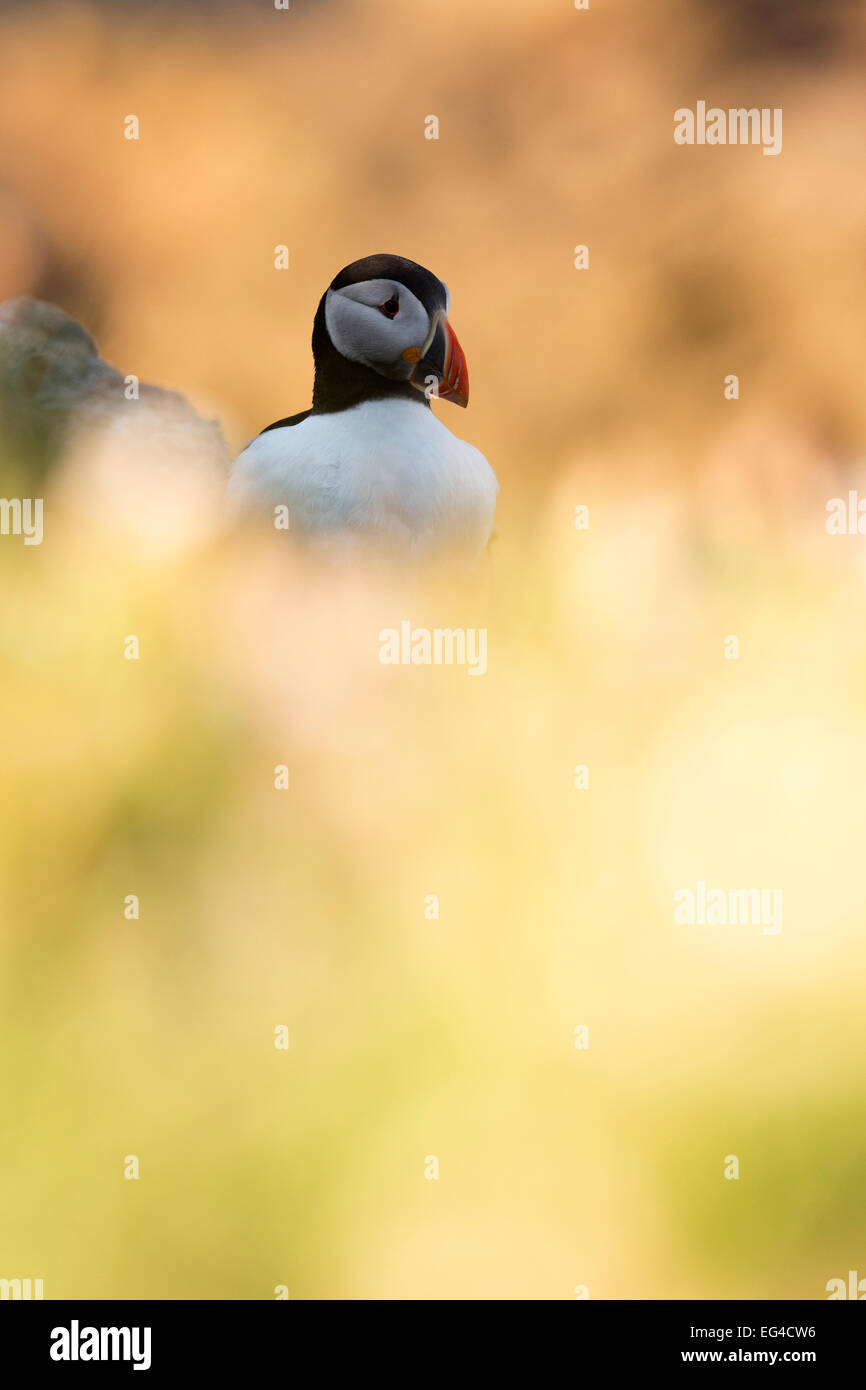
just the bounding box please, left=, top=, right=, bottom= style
left=0, top=0, right=865, bottom=1299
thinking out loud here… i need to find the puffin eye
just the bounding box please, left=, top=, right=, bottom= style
left=380, top=296, right=399, bottom=319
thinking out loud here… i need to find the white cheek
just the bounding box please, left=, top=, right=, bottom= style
left=325, top=287, right=430, bottom=371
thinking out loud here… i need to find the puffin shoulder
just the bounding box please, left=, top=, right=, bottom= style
left=259, top=409, right=313, bottom=433
left=228, top=409, right=323, bottom=512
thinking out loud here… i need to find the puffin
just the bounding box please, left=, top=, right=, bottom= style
left=228, top=254, right=499, bottom=565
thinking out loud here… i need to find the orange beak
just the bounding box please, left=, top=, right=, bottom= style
left=404, top=312, right=471, bottom=407
left=436, top=319, right=469, bottom=407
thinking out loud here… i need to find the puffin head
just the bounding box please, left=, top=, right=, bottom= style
left=311, top=253, right=469, bottom=413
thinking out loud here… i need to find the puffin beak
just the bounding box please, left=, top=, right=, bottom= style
left=436, top=319, right=469, bottom=407
left=406, top=313, right=470, bottom=407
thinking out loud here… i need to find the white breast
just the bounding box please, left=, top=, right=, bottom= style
left=228, top=398, right=498, bottom=564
